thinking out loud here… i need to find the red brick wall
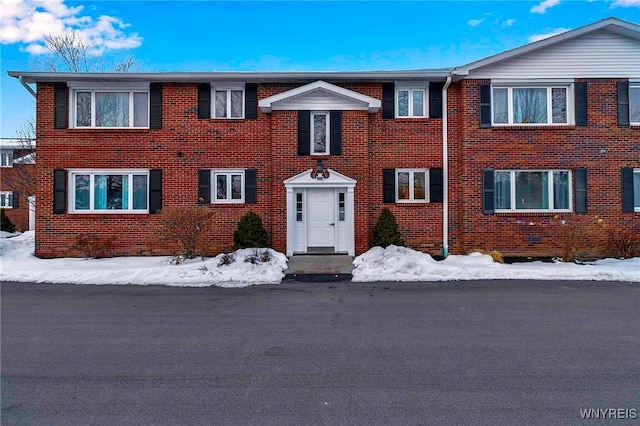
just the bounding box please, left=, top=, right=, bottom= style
left=1, top=162, right=34, bottom=232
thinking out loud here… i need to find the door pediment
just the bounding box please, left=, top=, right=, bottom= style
left=284, top=169, right=357, bottom=188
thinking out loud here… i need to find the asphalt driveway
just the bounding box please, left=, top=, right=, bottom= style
left=2, top=280, right=639, bottom=425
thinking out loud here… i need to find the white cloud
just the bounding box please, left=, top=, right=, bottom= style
left=611, top=0, right=640, bottom=6
left=503, top=19, right=516, bottom=27
left=0, top=0, right=142, bottom=55
left=531, top=0, right=561, bottom=14
left=468, top=19, right=484, bottom=27
left=528, top=27, right=570, bottom=42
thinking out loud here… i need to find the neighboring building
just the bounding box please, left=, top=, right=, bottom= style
left=7, top=17, right=639, bottom=258
left=0, top=138, right=36, bottom=232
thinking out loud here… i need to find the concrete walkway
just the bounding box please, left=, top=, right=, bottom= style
left=284, top=255, right=354, bottom=280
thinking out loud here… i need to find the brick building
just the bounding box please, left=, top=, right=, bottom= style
left=7, top=17, right=639, bottom=258
left=0, top=138, right=36, bottom=232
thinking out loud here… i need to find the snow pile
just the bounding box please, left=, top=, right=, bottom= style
left=0, top=232, right=288, bottom=287
left=352, top=245, right=640, bottom=283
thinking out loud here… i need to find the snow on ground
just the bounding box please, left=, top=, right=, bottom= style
left=1, top=232, right=638, bottom=287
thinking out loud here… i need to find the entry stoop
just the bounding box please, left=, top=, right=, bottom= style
left=284, top=254, right=354, bottom=282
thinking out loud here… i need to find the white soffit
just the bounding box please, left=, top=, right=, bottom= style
left=259, top=80, right=381, bottom=113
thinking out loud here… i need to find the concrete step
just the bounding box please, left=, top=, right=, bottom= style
left=284, top=254, right=354, bottom=281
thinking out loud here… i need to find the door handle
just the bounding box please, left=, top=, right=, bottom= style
left=329, top=223, right=335, bottom=226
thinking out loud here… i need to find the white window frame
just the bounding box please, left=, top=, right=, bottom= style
left=212, top=84, right=245, bottom=119
left=0, top=191, right=13, bottom=208
left=212, top=169, right=245, bottom=204
left=630, top=83, right=640, bottom=126
left=69, top=83, right=150, bottom=129
left=491, top=84, right=574, bottom=126
left=634, top=169, right=640, bottom=212
left=1, top=150, right=13, bottom=168
left=68, top=169, right=150, bottom=213
left=395, top=168, right=429, bottom=203
left=311, top=111, right=330, bottom=155
left=396, top=85, right=427, bottom=118
left=495, top=169, right=573, bottom=213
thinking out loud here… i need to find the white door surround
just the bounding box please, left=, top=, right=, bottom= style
left=284, top=169, right=356, bottom=256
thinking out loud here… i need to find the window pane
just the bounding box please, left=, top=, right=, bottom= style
left=230, top=90, right=243, bottom=118
left=630, top=87, right=640, bottom=124
left=515, top=171, right=548, bottom=209
left=494, top=171, right=511, bottom=209
left=338, top=192, right=345, bottom=221
left=214, top=90, right=227, bottom=118
left=231, top=174, right=242, bottom=200
left=634, top=172, right=640, bottom=208
left=216, top=174, right=227, bottom=200
left=551, top=88, right=567, bottom=123
left=96, top=92, right=130, bottom=127
left=493, top=88, right=508, bottom=124
left=296, top=193, right=303, bottom=221
left=412, top=91, right=424, bottom=117
left=414, top=172, right=426, bottom=200
left=313, top=114, right=327, bottom=153
left=133, top=175, right=147, bottom=210
left=74, top=174, right=90, bottom=210
left=76, top=91, right=92, bottom=126
left=553, top=171, right=569, bottom=210
left=133, top=92, right=148, bottom=127
left=513, top=88, right=547, bottom=124
left=397, top=90, right=409, bottom=117
left=397, top=172, right=409, bottom=200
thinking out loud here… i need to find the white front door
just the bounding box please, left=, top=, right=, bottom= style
left=307, top=188, right=335, bottom=250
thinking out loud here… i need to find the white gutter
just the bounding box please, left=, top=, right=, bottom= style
left=18, top=75, right=37, bottom=98
left=442, top=75, right=452, bottom=257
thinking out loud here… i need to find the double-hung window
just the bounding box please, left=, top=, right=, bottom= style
left=213, top=85, right=244, bottom=119
left=213, top=170, right=245, bottom=203
left=311, top=111, right=329, bottom=155
left=492, top=85, right=572, bottom=125
left=71, top=84, right=149, bottom=128
left=0, top=191, right=13, bottom=208
left=396, top=86, right=426, bottom=118
left=630, top=84, right=640, bottom=125
left=396, top=169, right=428, bottom=202
left=69, top=169, right=149, bottom=213
left=634, top=169, right=640, bottom=211
left=494, top=170, right=571, bottom=212
left=1, top=150, right=13, bottom=167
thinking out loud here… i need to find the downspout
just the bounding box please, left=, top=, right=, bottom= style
left=18, top=75, right=37, bottom=98
left=442, top=75, right=452, bottom=257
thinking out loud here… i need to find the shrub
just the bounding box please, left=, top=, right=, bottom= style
left=159, top=206, right=216, bottom=260
left=489, top=249, right=504, bottom=263
left=371, top=207, right=405, bottom=248
left=217, top=253, right=235, bottom=267
left=75, top=233, right=115, bottom=258
left=549, top=214, right=607, bottom=262
left=0, top=209, right=15, bottom=233
left=604, top=227, right=640, bottom=259
left=233, top=211, right=268, bottom=249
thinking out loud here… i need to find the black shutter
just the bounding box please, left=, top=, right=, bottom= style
left=429, top=82, right=443, bottom=119
left=382, top=83, right=395, bottom=120
left=621, top=167, right=634, bottom=213
left=429, top=168, right=443, bottom=203
left=149, top=83, right=163, bottom=129
left=574, top=168, right=587, bottom=213
left=198, top=83, right=211, bottom=119
left=148, top=169, right=162, bottom=214
left=482, top=169, right=495, bottom=214
left=12, top=192, right=19, bottom=209
left=574, top=82, right=587, bottom=126
left=198, top=169, right=211, bottom=204
left=298, top=111, right=311, bottom=156
left=479, top=84, right=492, bottom=128
left=245, top=169, right=257, bottom=204
left=617, top=82, right=630, bottom=126
left=245, top=83, right=258, bottom=119
left=53, top=169, right=66, bottom=214
left=54, top=84, right=67, bottom=129
left=330, top=111, right=342, bottom=155
left=383, top=169, right=395, bottom=203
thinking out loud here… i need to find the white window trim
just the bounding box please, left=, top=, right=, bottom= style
left=634, top=169, right=640, bottom=212
left=211, top=84, right=245, bottom=119
left=1, top=150, right=13, bottom=168
left=495, top=169, right=573, bottom=213
left=630, top=83, right=640, bottom=126
left=69, top=83, right=150, bottom=129
left=0, top=191, right=13, bottom=209
left=396, top=84, right=428, bottom=118
left=212, top=169, right=245, bottom=204
left=491, top=84, right=575, bottom=126
left=311, top=111, right=330, bottom=155
left=395, top=168, right=429, bottom=203
left=68, top=169, right=150, bottom=213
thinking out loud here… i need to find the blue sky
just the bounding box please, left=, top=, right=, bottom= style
left=1, top=0, right=639, bottom=138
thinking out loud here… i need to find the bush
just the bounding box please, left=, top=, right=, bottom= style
left=0, top=209, right=15, bottom=233
left=159, top=206, right=216, bottom=260
left=233, top=211, right=268, bottom=249
left=489, top=249, right=504, bottom=263
left=550, top=214, right=607, bottom=262
left=74, top=233, right=115, bottom=258
left=371, top=207, right=405, bottom=248
left=604, top=227, right=640, bottom=259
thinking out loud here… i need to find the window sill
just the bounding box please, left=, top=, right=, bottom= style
left=495, top=211, right=572, bottom=216
left=68, top=211, right=150, bottom=215
left=490, top=125, right=576, bottom=130
left=66, top=128, right=151, bottom=133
